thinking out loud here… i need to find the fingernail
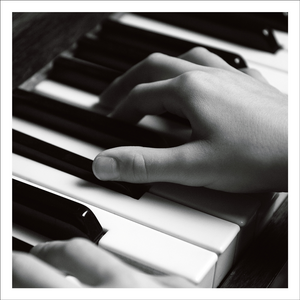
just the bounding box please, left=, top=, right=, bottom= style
left=93, top=156, right=120, bottom=180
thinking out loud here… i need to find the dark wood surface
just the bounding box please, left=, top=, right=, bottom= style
left=13, top=13, right=288, bottom=288
left=13, top=13, right=109, bottom=89
left=219, top=198, right=288, bottom=288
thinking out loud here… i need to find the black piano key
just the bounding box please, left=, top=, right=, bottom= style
left=13, top=88, right=182, bottom=148
left=74, top=35, right=148, bottom=72
left=241, top=13, right=288, bottom=33
left=98, top=18, right=247, bottom=69
left=13, top=179, right=104, bottom=243
left=13, top=237, right=33, bottom=253
left=100, top=19, right=190, bottom=57
left=136, top=13, right=281, bottom=53
left=14, top=202, right=91, bottom=242
left=13, top=130, right=150, bottom=199
left=74, top=19, right=246, bottom=71
left=48, top=55, right=121, bottom=94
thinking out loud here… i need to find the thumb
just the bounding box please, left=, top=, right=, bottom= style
left=92, top=143, right=213, bottom=186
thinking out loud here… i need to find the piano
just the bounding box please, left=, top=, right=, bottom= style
left=11, top=12, right=288, bottom=289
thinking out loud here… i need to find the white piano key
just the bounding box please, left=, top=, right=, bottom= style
left=150, top=182, right=286, bottom=263
left=247, top=61, right=288, bottom=94
left=13, top=154, right=239, bottom=286
left=274, top=30, right=288, bottom=50
left=12, top=179, right=217, bottom=287
left=117, top=13, right=288, bottom=73
left=99, top=228, right=216, bottom=287
left=34, top=80, right=100, bottom=107
left=13, top=117, right=104, bottom=160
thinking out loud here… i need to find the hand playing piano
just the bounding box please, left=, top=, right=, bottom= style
left=93, top=47, right=288, bottom=193
left=13, top=238, right=195, bottom=288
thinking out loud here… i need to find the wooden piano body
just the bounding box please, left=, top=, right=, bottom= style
left=12, top=12, right=288, bottom=289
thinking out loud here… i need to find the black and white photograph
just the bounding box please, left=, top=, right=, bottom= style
left=1, top=1, right=299, bottom=299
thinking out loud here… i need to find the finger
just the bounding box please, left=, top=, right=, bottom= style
left=239, top=67, right=269, bottom=83
left=109, top=78, right=184, bottom=124
left=13, top=251, right=78, bottom=288
left=100, top=52, right=204, bottom=109
left=109, top=70, right=211, bottom=126
left=30, top=238, right=135, bottom=287
left=93, top=141, right=214, bottom=186
left=180, top=48, right=269, bottom=85
left=179, top=46, right=238, bottom=72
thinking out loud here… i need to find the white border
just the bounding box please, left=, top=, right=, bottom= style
left=1, top=1, right=299, bottom=299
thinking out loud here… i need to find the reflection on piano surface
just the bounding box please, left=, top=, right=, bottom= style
left=13, top=12, right=288, bottom=288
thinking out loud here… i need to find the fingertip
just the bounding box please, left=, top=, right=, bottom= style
left=92, top=155, right=120, bottom=181
left=29, top=241, right=50, bottom=257
left=94, top=146, right=154, bottom=183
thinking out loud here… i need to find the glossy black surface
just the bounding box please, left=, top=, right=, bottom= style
left=13, top=237, right=33, bottom=253
left=137, top=13, right=284, bottom=53
left=75, top=18, right=247, bottom=70
left=49, top=56, right=120, bottom=94
left=13, top=179, right=104, bottom=243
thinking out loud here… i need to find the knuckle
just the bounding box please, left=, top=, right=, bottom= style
left=249, top=68, right=262, bottom=77
left=146, top=52, right=166, bottom=64
left=142, top=52, right=167, bottom=74
left=187, top=46, right=210, bottom=56
left=130, top=151, right=148, bottom=182
left=128, top=83, right=146, bottom=102
left=61, top=238, right=85, bottom=255
left=207, top=66, right=229, bottom=81
left=130, top=83, right=144, bottom=96
left=240, top=67, right=252, bottom=74
left=111, top=74, right=122, bottom=85
left=174, top=71, right=203, bottom=95
left=171, top=70, right=214, bottom=109
left=180, top=70, right=202, bottom=83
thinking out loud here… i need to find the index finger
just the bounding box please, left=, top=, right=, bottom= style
left=100, top=52, right=204, bottom=109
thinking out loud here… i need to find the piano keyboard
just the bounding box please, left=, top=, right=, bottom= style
left=13, top=12, right=288, bottom=288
